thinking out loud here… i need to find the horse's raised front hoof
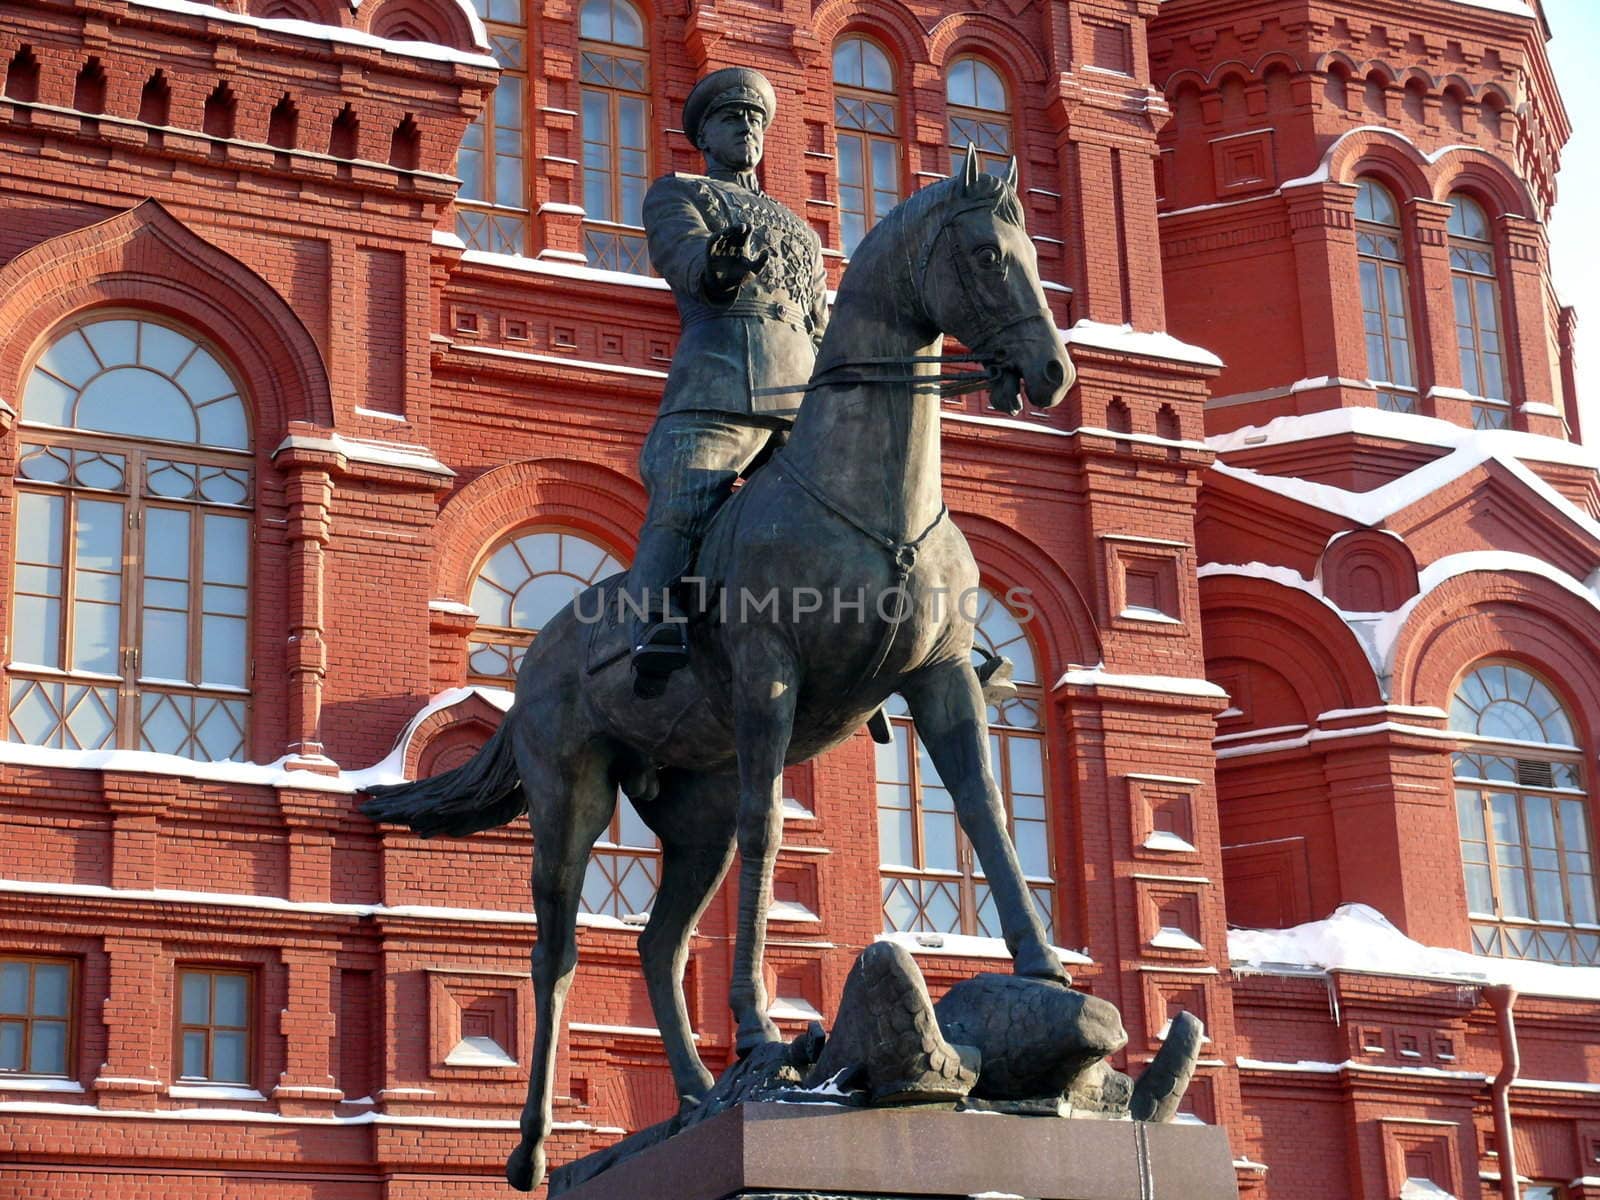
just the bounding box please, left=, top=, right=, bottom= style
left=505, top=1139, right=546, bottom=1193
left=735, top=1011, right=782, bottom=1058
left=1012, top=940, right=1071, bottom=987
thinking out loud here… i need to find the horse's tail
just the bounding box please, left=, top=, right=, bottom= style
left=360, top=713, right=526, bottom=838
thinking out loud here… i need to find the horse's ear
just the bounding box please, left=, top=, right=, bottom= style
left=961, top=148, right=981, bottom=193
left=1004, top=156, right=1018, bottom=191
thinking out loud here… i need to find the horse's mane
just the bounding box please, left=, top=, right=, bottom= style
left=837, top=171, right=1025, bottom=304
left=854, top=171, right=1025, bottom=262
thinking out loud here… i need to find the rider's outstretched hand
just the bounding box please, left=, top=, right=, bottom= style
left=705, top=223, right=770, bottom=299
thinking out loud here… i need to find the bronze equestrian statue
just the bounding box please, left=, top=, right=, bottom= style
left=629, top=68, right=829, bottom=695
left=363, top=143, right=1075, bottom=1190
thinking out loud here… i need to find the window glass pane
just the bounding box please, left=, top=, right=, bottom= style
left=142, top=613, right=187, bottom=682
left=1007, top=737, right=1044, bottom=800
left=203, top=515, right=248, bottom=587
left=16, top=492, right=64, bottom=570
left=860, top=41, right=893, bottom=92
left=200, top=616, right=247, bottom=689
left=71, top=503, right=124, bottom=676
left=31, top=964, right=69, bottom=1018
left=77, top=370, right=197, bottom=443
left=139, top=323, right=195, bottom=377
left=1465, top=864, right=1495, bottom=915
left=1014, top=819, right=1050, bottom=878
left=1532, top=870, right=1565, bottom=922
left=29, top=1020, right=66, bottom=1075
left=1490, top=792, right=1521, bottom=845
left=0, top=963, right=26, bottom=1013
left=1456, top=789, right=1487, bottom=840
left=82, top=319, right=138, bottom=367
left=878, top=806, right=915, bottom=867
left=833, top=38, right=862, bottom=87
left=181, top=972, right=210, bottom=1025
left=38, top=330, right=102, bottom=389
left=210, top=1030, right=247, bottom=1083
left=0, top=1021, right=22, bottom=1070
left=1498, top=866, right=1530, bottom=918
left=922, top=811, right=958, bottom=872
left=213, top=975, right=247, bottom=1027
left=181, top=1029, right=207, bottom=1077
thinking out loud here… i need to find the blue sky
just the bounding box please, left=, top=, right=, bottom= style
left=1544, top=0, right=1598, bottom=430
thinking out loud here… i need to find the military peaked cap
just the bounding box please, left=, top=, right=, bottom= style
left=682, top=68, right=778, bottom=145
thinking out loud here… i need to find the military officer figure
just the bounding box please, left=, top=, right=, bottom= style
left=629, top=67, right=829, bottom=695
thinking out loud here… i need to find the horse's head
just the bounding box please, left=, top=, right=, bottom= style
left=918, top=154, right=1075, bottom=414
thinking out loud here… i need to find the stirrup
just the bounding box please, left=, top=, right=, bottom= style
left=631, top=620, right=689, bottom=698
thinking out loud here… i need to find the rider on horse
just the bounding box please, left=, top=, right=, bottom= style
left=629, top=68, right=830, bottom=696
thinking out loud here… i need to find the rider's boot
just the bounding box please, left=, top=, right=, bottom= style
left=628, top=525, right=695, bottom=698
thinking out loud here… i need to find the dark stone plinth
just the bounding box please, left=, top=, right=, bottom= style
left=551, top=1102, right=1239, bottom=1200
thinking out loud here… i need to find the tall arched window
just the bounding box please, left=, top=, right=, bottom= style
left=466, top=528, right=625, bottom=686
left=1452, top=661, right=1597, bottom=965
left=878, top=587, right=1054, bottom=940
left=457, top=0, right=529, bottom=254
left=462, top=527, right=651, bottom=917
left=10, top=315, right=253, bottom=762
left=1354, top=178, right=1418, bottom=414
left=833, top=36, right=901, bottom=257
left=579, top=0, right=650, bottom=274
left=1448, top=194, right=1510, bottom=430
left=946, top=57, right=1011, bottom=178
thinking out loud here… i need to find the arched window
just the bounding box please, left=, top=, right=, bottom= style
left=1452, top=661, right=1597, bottom=965
left=947, top=57, right=1011, bottom=178
left=833, top=36, right=901, bottom=257
left=466, top=528, right=625, bottom=686
left=462, top=526, right=651, bottom=916
left=457, top=0, right=529, bottom=254
left=10, top=315, right=253, bottom=762
left=579, top=0, right=650, bottom=274
left=1448, top=194, right=1510, bottom=430
left=1354, top=178, right=1418, bottom=414
left=878, top=587, right=1054, bottom=940
left=582, top=789, right=660, bottom=921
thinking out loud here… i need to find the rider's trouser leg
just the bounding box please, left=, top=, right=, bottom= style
left=630, top=412, right=783, bottom=690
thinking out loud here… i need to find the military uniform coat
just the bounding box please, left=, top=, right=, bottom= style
left=644, top=172, right=828, bottom=421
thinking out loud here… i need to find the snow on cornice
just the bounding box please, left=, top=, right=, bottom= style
left=1207, top=407, right=1598, bottom=469
left=272, top=431, right=455, bottom=477
left=1230, top=902, right=1600, bottom=1002
left=1209, top=428, right=1600, bottom=548
left=1062, top=320, right=1224, bottom=369
left=129, top=0, right=495, bottom=62
left=1199, top=553, right=1600, bottom=696
left=0, top=685, right=512, bottom=794
left=1054, top=666, right=1229, bottom=699
left=1282, top=128, right=1512, bottom=190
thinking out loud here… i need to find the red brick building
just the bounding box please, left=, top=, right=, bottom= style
left=0, top=0, right=1592, bottom=1196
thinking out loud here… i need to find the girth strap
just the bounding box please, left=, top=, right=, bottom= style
left=776, top=457, right=946, bottom=688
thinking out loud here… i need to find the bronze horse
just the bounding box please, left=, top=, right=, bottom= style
left=362, top=153, right=1076, bottom=1191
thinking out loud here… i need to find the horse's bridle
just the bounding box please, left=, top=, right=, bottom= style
left=801, top=195, right=1045, bottom=398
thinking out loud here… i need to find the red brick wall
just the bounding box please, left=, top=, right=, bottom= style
left=0, top=0, right=1592, bottom=1197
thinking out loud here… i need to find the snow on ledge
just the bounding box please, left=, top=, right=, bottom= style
left=460, top=249, right=671, bottom=291
left=273, top=432, right=455, bottom=478
left=0, top=685, right=516, bottom=795
left=1054, top=667, right=1229, bottom=700
left=1063, top=320, right=1223, bottom=369
left=876, top=930, right=1093, bottom=967
left=1207, top=407, right=1596, bottom=470
left=1230, top=903, right=1600, bottom=1002
left=129, top=0, right=495, bottom=60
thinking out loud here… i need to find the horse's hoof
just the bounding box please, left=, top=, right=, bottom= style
left=1013, top=941, right=1071, bottom=986
left=735, top=1014, right=782, bottom=1058
left=506, top=1140, right=546, bottom=1193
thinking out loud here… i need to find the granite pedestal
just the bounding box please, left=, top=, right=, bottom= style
left=549, top=1102, right=1240, bottom=1200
